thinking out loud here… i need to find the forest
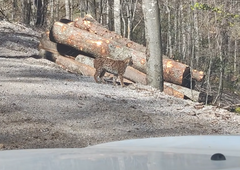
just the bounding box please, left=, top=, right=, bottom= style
left=0, top=0, right=240, bottom=106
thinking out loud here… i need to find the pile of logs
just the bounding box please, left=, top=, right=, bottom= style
left=39, top=15, right=211, bottom=103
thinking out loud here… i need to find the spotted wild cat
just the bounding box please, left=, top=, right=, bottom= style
left=94, top=56, right=133, bottom=87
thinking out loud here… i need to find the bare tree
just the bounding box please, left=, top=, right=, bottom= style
left=35, top=0, right=48, bottom=27
left=22, top=0, right=31, bottom=25
left=11, top=0, right=17, bottom=21
left=192, top=0, right=200, bottom=66
left=65, top=0, right=70, bottom=19
left=121, top=0, right=138, bottom=39
left=165, top=0, right=172, bottom=57
left=114, top=0, right=121, bottom=34
left=50, top=0, right=54, bottom=24
left=142, top=0, right=163, bottom=91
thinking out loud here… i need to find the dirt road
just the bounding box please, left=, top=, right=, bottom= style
left=1, top=20, right=240, bottom=150
left=0, top=57, right=240, bottom=150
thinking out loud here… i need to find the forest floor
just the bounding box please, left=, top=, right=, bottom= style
left=1, top=20, right=240, bottom=150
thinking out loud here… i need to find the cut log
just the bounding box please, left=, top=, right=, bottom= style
left=75, top=54, right=210, bottom=102
left=74, top=15, right=146, bottom=53
left=39, top=47, right=134, bottom=84
left=39, top=49, right=94, bottom=76
left=40, top=31, right=83, bottom=58
left=51, top=21, right=147, bottom=73
left=51, top=22, right=204, bottom=87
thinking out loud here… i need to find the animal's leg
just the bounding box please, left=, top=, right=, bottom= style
left=94, top=70, right=101, bottom=83
left=99, top=70, right=106, bottom=83
left=119, top=74, right=125, bottom=87
left=113, top=74, right=118, bottom=86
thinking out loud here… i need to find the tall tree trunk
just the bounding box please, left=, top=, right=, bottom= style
left=234, top=39, right=237, bottom=75
left=22, top=0, right=31, bottom=25
left=126, top=4, right=132, bottom=40
left=87, top=0, right=96, bottom=19
left=180, top=2, right=186, bottom=61
left=50, top=0, right=54, bottom=25
left=177, top=2, right=182, bottom=57
left=65, top=0, right=70, bottom=19
left=79, top=0, right=87, bottom=17
left=192, top=0, right=199, bottom=67
left=213, top=30, right=223, bottom=105
left=56, top=0, right=59, bottom=20
left=108, top=0, right=114, bottom=30
left=186, top=2, right=192, bottom=65
left=114, top=0, right=121, bottom=34
left=173, top=0, right=178, bottom=58
left=125, top=0, right=138, bottom=40
left=101, top=0, right=109, bottom=27
left=35, top=0, right=47, bottom=27
left=166, top=0, right=172, bottom=57
left=142, top=0, right=163, bottom=91
left=206, top=31, right=212, bottom=104
left=70, top=0, right=73, bottom=20
left=121, top=2, right=127, bottom=38
left=12, top=0, right=17, bottom=21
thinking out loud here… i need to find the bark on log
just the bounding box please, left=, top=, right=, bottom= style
left=51, top=22, right=147, bottom=73
left=39, top=49, right=94, bottom=76
left=74, top=16, right=146, bottom=53
left=51, top=22, right=204, bottom=87
left=41, top=31, right=83, bottom=58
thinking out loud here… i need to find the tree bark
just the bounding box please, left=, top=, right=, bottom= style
left=50, top=0, right=54, bottom=25
left=65, top=0, right=70, bottom=19
left=142, top=0, right=163, bottom=91
left=87, top=0, right=96, bottom=19
left=12, top=0, right=17, bottom=21
left=74, top=15, right=146, bottom=53
left=166, top=0, right=172, bottom=57
left=234, top=39, right=237, bottom=75
left=113, top=0, right=121, bottom=35
left=35, top=0, right=48, bottom=27
left=22, top=0, right=31, bottom=25
left=192, top=0, right=200, bottom=66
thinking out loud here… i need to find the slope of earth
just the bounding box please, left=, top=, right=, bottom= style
left=0, top=21, right=240, bottom=150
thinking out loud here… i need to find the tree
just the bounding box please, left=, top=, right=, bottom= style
left=22, top=0, right=31, bottom=25
left=114, top=0, right=121, bottom=34
left=35, top=0, right=48, bottom=27
left=65, top=0, right=70, bottom=19
left=142, top=0, right=163, bottom=91
left=121, top=0, right=138, bottom=40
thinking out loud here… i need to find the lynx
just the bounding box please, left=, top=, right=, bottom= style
left=94, top=56, right=133, bottom=87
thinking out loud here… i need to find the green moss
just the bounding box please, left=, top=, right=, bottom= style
left=235, top=107, right=240, bottom=114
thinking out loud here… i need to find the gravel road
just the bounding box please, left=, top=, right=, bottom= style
left=1, top=20, right=240, bottom=150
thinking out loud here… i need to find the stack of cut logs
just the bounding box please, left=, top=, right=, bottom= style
left=39, top=15, right=211, bottom=103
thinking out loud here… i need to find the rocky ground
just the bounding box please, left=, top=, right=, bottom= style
left=0, top=20, right=240, bottom=150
